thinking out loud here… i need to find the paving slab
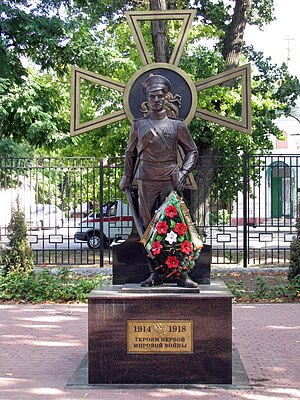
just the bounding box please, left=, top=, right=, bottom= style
left=0, top=303, right=299, bottom=400
left=66, top=347, right=250, bottom=389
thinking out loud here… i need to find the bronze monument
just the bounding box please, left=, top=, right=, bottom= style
left=120, top=74, right=199, bottom=288
left=69, top=10, right=251, bottom=386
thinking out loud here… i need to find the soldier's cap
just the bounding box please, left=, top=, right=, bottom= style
left=142, top=74, right=171, bottom=94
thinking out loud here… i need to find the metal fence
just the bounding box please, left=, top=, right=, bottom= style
left=0, top=154, right=299, bottom=268
left=195, top=154, right=300, bottom=268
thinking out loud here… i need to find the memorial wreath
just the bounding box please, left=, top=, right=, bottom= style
left=140, top=191, right=203, bottom=279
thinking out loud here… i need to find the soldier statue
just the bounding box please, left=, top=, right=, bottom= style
left=120, top=74, right=198, bottom=288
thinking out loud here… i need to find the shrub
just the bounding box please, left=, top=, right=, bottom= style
left=2, top=205, right=34, bottom=276
left=289, top=219, right=300, bottom=281
left=0, top=267, right=107, bottom=303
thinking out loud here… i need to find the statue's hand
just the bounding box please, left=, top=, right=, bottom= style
left=120, top=176, right=132, bottom=192
left=176, top=170, right=188, bottom=192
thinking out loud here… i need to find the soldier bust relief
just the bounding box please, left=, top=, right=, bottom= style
left=120, top=74, right=199, bottom=288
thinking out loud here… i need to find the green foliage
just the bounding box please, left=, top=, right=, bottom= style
left=254, top=276, right=269, bottom=297
left=2, top=205, right=34, bottom=276
left=226, top=280, right=246, bottom=298
left=249, top=0, right=275, bottom=28
left=288, top=219, right=300, bottom=281
left=209, top=209, right=230, bottom=225
left=227, top=275, right=300, bottom=302
left=194, top=0, right=275, bottom=34
left=0, top=70, right=70, bottom=150
left=0, top=267, right=107, bottom=303
left=1, top=0, right=72, bottom=74
left=0, top=156, right=31, bottom=190
left=0, top=139, right=34, bottom=159
left=0, top=0, right=73, bottom=152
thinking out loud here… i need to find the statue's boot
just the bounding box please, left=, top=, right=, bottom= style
left=176, top=275, right=198, bottom=288
left=141, top=263, right=164, bottom=287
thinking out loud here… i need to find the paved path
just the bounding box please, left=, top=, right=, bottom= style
left=0, top=303, right=299, bottom=400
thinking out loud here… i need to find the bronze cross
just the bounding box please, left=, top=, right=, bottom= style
left=70, top=10, right=251, bottom=137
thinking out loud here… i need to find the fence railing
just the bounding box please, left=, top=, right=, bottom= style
left=0, top=154, right=298, bottom=268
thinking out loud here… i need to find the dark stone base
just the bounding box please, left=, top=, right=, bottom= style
left=88, top=281, right=232, bottom=385
left=112, top=226, right=211, bottom=285
left=67, top=348, right=250, bottom=389
left=122, top=283, right=200, bottom=293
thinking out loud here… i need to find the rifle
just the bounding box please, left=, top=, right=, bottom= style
left=124, top=188, right=154, bottom=259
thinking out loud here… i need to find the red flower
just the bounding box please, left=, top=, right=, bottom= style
left=180, top=240, right=193, bottom=255
left=165, top=256, right=179, bottom=269
left=151, top=241, right=163, bottom=256
left=174, top=222, right=187, bottom=236
left=165, top=205, right=178, bottom=218
left=156, top=221, right=168, bottom=234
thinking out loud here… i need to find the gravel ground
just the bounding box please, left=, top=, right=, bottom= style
left=212, top=268, right=289, bottom=291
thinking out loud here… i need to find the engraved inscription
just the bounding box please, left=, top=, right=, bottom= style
left=127, top=320, right=193, bottom=354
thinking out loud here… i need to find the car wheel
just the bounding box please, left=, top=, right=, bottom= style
left=87, top=232, right=101, bottom=249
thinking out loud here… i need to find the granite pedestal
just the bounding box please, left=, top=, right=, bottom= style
left=88, top=282, right=232, bottom=384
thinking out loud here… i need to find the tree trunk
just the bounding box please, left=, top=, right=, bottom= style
left=149, top=0, right=170, bottom=62
left=222, top=0, right=253, bottom=69
left=191, top=141, right=218, bottom=234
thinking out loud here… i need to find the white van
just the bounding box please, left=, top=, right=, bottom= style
left=74, top=200, right=133, bottom=249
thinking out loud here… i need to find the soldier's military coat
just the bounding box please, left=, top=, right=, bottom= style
left=123, top=114, right=197, bottom=183
left=123, top=113, right=198, bottom=228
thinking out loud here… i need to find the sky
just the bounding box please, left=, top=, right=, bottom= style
left=244, top=0, right=300, bottom=80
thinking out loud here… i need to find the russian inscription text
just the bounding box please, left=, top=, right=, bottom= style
left=127, top=320, right=193, bottom=354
